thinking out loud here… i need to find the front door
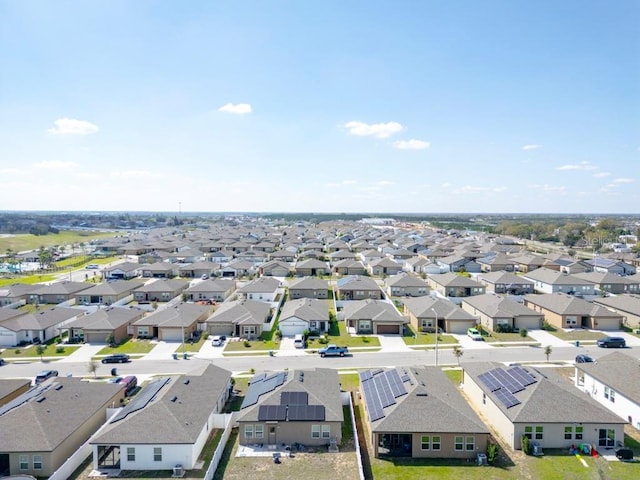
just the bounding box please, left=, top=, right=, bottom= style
left=269, top=426, right=277, bottom=444
left=598, top=429, right=615, bottom=447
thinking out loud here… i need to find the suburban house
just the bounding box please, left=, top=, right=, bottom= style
left=219, top=259, right=255, bottom=278
left=332, top=259, right=366, bottom=276
left=336, top=276, right=382, bottom=300
left=478, top=271, right=534, bottom=295
left=178, top=261, right=220, bottom=279
left=104, top=262, right=142, bottom=280
left=359, top=366, right=489, bottom=459
left=185, top=278, right=236, bottom=303
left=461, top=294, right=542, bottom=333
left=572, top=271, right=640, bottom=295
left=585, top=258, right=636, bottom=276
left=436, top=254, right=474, bottom=273
left=287, top=277, right=329, bottom=300
left=343, top=299, right=407, bottom=335
left=521, top=267, right=595, bottom=295
left=403, top=256, right=431, bottom=274
left=29, top=281, right=93, bottom=305
left=522, top=293, right=623, bottom=330
left=133, top=279, right=189, bottom=303
left=0, top=283, right=39, bottom=307
left=259, top=260, right=292, bottom=277
left=462, top=362, right=626, bottom=450
left=0, top=377, right=125, bottom=478
left=90, top=364, right=231, bottom=472
left=268, top=250, right=297, bottom=263
left=66, top=307, right=145, bottom=344
left=0, top=306, right=82, bottom=347
left=384, top=273, right=429, bottom=298
left=206, top=299, right=271, bottom=339
left=236, top=368, right=343, bottom=448
left=574, top=352, right=640, bottom=430
left=140, top=263, right=179, bottom=278
left=0, top=379, right=32, bottom=409
left=402, top=296, right=478, bottom=334
left=278, top=298, right=330, bottom=336
left=294, top=258, right=330, bottom=277
left=592, top=294, right=640, bottom=329
left=236, top=277, right=281, bottom=303
left=509, top=254, right=548, bottom=273
left=367, top=257, right=403, bottom=277
left=477, top=253, right=517, bottom=273
left=132, top=303, right=211, bottom=341
left=74, top=280, right=144, bottom=306
left=555, top=258, right=593, bottom=275
left=427, top=273, right=486, bottom=298
left=328, top=250, right=357, bottom=263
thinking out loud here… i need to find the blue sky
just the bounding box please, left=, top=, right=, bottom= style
left=1, top=1, right=638, bottom=214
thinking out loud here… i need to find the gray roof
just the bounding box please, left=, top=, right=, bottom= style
left=207, top=299, right=270, bottom=326
left=593, top=294, right=640, bottom=316
left=32, top=281, right=93, bottom=296
left=186, top=278, right=236, bottom=294
left=575, top=352, right=640, bottom=405
left=343, top=299, right=406, bottom=324
left=105, top=262, right=141, bottom=273
left=336, top=275, right=381, bottom=291
left=280, top=298, right=329, bottom=322
left=288, top=276, right=329, bottom=290
left=134, top=303, right=210, bottom=327
left=66, top=307, right=144, bottom=330
left=479, top=271, right=534, bottom=286
left=385, top=272, right=429, bottom=289
left=463, top=362, right=626, bottom=424
left=523, top=293, right=622, bottom=318
left=401, top=296, right=478, bottom=321
left=0, top=306, right=80, bottom=332
left=572, top=271, right=640, bottom=286
left=363, top=366, right=489, bottom=434
left=462, top=294, right=541, bottom=318
left=74, top=279, right=144, bottom=296
left=428, top=272, right=484, bottom=288
left=1, top=377, right=123, bottom=452
left=135, top=278, right=188, bottom=293
left=522, top=267, right=594, bottom=286
left=0, top=379, right=31, bottom=403
left=237, top=277, right=281, bottom=294
left=91, top=364, right=231, bottom=445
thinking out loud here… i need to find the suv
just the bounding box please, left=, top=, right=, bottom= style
left=575, top=354, right=594, bottom=363
left=597, top=336, right=626, bottom=348
left=211, top=335, right=225, bottom=347
left=101, top=353, right=131, bottom=364
left=35, top=369, right=58, bottom=384
left=467, top=328, right=483, bottom=341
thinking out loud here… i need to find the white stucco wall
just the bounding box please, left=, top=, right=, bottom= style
left=579, top=372, right=640, bottom=430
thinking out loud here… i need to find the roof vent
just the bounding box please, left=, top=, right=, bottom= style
left=37, top=397, right=46, bottom=403
left=55, top=384, right=63, bottom=391
left=171, top=396, right=178, bottom=402
left=183, top=379, right=190, bottom=385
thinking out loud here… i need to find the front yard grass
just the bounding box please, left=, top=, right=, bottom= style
left=306, top=321, right=381, bottom=348
left=224, top=338, right=279, bottom=352
left=482, top=331, right=537, bottom=343
left=176, top=335, right=208, bottom=353
left=1, top=343, right=80, bottom=358
left=402, top=325, right=457, bottom=346
left=95, top=337, right=155, bottom=355
left=548, top=329, right=607, bottom=341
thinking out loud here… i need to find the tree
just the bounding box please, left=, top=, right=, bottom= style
left=87, top=360, right=99, bottom=378
left=36, top=344, right=46, bottom=361
left=452, top=345, right=464, bottom=365
left=544, top=345, right=552, bottom=362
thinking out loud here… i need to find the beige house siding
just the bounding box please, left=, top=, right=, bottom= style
left=239, top=421, right=342, bottom=447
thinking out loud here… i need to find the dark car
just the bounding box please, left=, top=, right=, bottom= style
left=596, top=336, right=626, bottom=348
left=101, top=353, right=131, bottom=364
left=35, top=369, right=58, bottom=384
left=0, top=358, right=6, bottom=366
left=575, top=354, right=595, bottom=363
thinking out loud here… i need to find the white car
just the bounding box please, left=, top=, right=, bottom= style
left=211, top=335, right=224, bottom=347
left=467, top=328, right=483, bottom=341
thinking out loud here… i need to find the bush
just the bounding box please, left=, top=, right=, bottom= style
left=495, top=324, right=513, bottom=334
left=521, top=435, right=531, bottom=455
left=319, top=336, right=329, bottom=344
left=487, top=442, right=498, bottom=464
left=55, top=346, right=65, bottom=354
left=520, top=328, right=528, bottom=338
left=243, top=340, right=251, bottom=348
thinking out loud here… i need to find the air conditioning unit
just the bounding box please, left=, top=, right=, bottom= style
left=172, top=464, right=184, bottom=478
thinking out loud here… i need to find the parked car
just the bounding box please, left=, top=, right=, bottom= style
left=575, top=354, right=595, bottom=363
left=596, top=336, right=626, bottom=348
left=467, top=327, right=483, bottom=341
left=201, top=273, right=209, bottom=280
left=101, top=353, right=131, bottom=364
left=107, top=376, right=123, bottom=384
left=293, top=334, right=306, bottom=348
left=35, top=369, right=58, bottom=384
left=0, top=358, right=6, bottom=366
left=211, top=335, right=224, bottom=347
left=120, top=375, right=138, bottom=396
left=318, top=344, right=348, bottom=357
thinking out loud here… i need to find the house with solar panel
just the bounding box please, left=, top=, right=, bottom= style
left=235, top=368, right=343, bottom=448
left=462, top=363, right=626, bottom=450
left=358, top=366, right=489, bottom=459
left=90, top=364, right=231, bottom=472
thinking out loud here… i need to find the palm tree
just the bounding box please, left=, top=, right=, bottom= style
left=453, top=345, right=464, bottom=365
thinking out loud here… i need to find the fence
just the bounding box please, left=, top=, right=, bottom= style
left=204, top=412, right=236, bottom=480
left=348, top=392, right=366, bottom=480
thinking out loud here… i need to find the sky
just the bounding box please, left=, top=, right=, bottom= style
left=0, top=1, right=638, bottom=214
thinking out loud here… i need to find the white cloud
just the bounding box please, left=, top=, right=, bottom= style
left=556, top=161, right=597, bottom=171
left=0, top=167, right=29, bottom=175
left=441, top=183, right=452, bottom=188
left=218, top=103, right=252, bottom=114
left=111, top=170, right=158, bottom=178
left=452, top=185, right=506, bottom=194
left=593, top=172, right=611, bottom=178
left=376, top=180, right=395, bottom=186
left=529, top=184, right=567, bottom=193
left=343, top=121, right=403, bottom=139
left=393, top=139, right=430, bottom=150
left=522, top=144, right=541, bottom=150
left=613, top=177, right=635, bottom=184
left=35, top=160, right=78, bottom=169
left=47, top=118, right=99, bottom=135
left=325, top=179, right=357, bottom=188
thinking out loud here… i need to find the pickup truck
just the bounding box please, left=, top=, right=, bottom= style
left=318, top=344, right=348, bottom=357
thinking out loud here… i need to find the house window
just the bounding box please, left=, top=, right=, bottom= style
left=604, top=387, right=610, bottom=399
left=564, top=426, right=573, bottom=440
left=33, top=455, right=42, bottom=470
left=421, top=436, right=430, bottom=450
left=255, top=425, right=264, bottom=439
left=575, top=426, right=583, bottom=440
left=127, top=447, right=135, bottom=462
left=153, top=447, right=162, bottom=462
left=524, top=426, right=533, bottom=439
left=245, top=425, right=254, bottom=439
left=137, top=326, right=149, bottom=337
left=465, top=436, right=475, bottom=451
left=421, top=320, right=433, bottom=329
left=599, top=429, right=615, bottom=447
left=432, top=436, right=441, bottom=450
left=359, top=320, right=371, bottom=331
left=454, top=436, right=463, bottom=451
left=322, top=425, right=331, bottom=438
left=610, top=390, right=616, bottom=403
left=535, top=426, right=544, bottom=440
left=19, top=455, right=28, bottom=470
left=312, top=425, right=321, bottom=438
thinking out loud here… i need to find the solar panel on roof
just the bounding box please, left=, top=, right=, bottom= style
left=242, top=371, right=288, bottom=408
left=385, top=370, right=407, bottom=398
left=493, top=387, right=521, bottom=409
left=490, top=368, right=525, bottom=394
left=372, top=369, right=384, bottom=376
left=478, top=372, right=501, bottom=392
left=281, top=391, right=308, bottom=405
left=401, top=374, right=410, bottom=383
left=288, top=404, right=326, bottom=421
left=373, top=373, right=396, bottom=408
left=362, top=378, right=385, bottom=422
left=508, top=366, right=537, bottom=386
left=111, top=377, right=171, bottom=423
left=359, top=370, right=373, bottom=382
left=258, top=405, right=287, bottom=421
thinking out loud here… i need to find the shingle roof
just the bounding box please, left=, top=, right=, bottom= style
left=523, top=293, right=622, bottom=318
left=575, top=352, right=640, bottom=405
left=280, top=298, right=329, bottom=322
left=207, top=299, right=270, bottom=326
left=66, top=307, right=143, bottom=330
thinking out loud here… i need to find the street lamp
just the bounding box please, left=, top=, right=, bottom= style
left=430, top=307, right=439, bottom=366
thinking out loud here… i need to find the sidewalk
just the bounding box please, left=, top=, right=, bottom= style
left=56, top=344, right=105, bottom=363
left=142, top=341, right=182, bottom=360
left=377, top=334, right=411, bottom=352
left=526, top=329, right=571, bottom=348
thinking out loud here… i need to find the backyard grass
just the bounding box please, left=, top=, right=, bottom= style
left=0, top=343, right=80, bottom=358
left=338, top=372, right=361, bottom=392
left=95, top=337, right=156, bottom=355
left=306, top=321, right=381, bottom=348
left=443, top=368, right=463, bottom=384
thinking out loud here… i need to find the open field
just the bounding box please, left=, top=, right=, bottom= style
left=0, top=230, right=120, bottom=253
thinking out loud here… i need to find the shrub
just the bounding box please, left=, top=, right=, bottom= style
left=55, top=346, right=65, bottom=354
left=521, top=435, right=531, bottom=455
left=519, top=328, right=528, bottom=338
left=487, top=442, right=498, bottom=464
left=319, top=336, right=329, bottom=344
left=243, top=340, right=251, bottom=348
left=495, top=324, right=513, bottom=334
left=275, top=330, right=283, bottom=340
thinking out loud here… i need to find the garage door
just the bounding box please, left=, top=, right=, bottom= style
left=376, top=324, right=401, bottom=334
left=447, top=321, right=476, bottom=334
left=86, top=332, right=109, bottom=344
left=279, top=321, right=308, bottom=337
left=161, top=329, right=183, bottom=341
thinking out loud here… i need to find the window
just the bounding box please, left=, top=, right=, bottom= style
left=535, top=426, right=544, bottom=440
left=421, top=436, right=430, bottom=450
left=312, top=425, right=321, bottom=438
left=359, top=320, right=371, bottom=331
left=575, top=426, right=583, bottom=440
left=524, top=426, right=533, bottom=440
left=255, top=425, right=264, bottom=439
left=322, top=425, right=331, bottom=439
left=564, top=426, right=572, bottom=440
left=466, top=436, right=475, bottom=451
left=421, top=320, right=433, bottom=329
left=245, top=425, right=254, bottom=439
left=454, top=436, right=463, bottom=451
left=604, top=387, right=610, bottom=399
left=137, top=326, right=149, bottom=337
left=127, top=447, right=135, bottom=462
left=33, top=455, right=42, bottom=470
left=599, top=429, right=615, bottom=447
left=610, top=390, right=616, bottom=403
left=19, top=455, right=28, bottom=470
left=153, top=447, right=162, bottom=462
left=432, top=436, right=441, bottom=450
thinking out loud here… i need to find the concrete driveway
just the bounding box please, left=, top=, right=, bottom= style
left=377, top=334, right=411, bottom=352
left=57, top=343, right=105, bottom=363
left=143, top=341, right=183, bottom=360
left=526, top=329, right=571, bottom=348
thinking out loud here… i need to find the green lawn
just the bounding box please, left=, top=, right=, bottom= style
left=402, top=325, right=457, bottom=346
left=95, top=337, right=156, bottom=355
left=176, top=335, right=208, bottom=353
left=482, top=331, right=536, bottom=343
left=549, top=330, right=607, bottom=341
left=338, top=372, right=361, bottom=392
left=1, top=343, right=80, bottom=358
left=0, top=274, right=56, bottom=286
left=0, top=230, right=121, bottom=253
left=306, top=321, right=381, bottom=348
